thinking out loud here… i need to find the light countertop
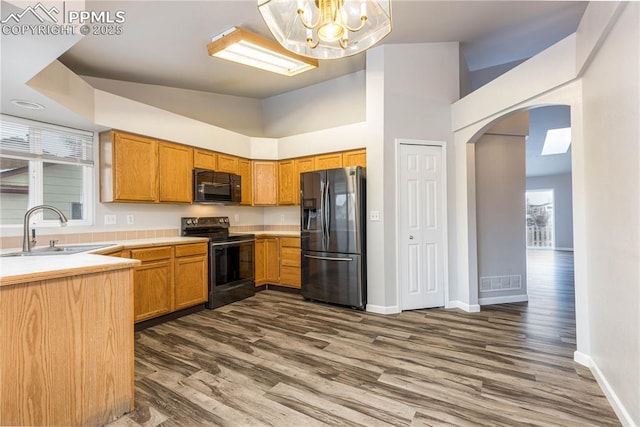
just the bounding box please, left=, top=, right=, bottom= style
left=237, top=231, right=300, bottom=237
left=0, top=236, right=209, bottom=287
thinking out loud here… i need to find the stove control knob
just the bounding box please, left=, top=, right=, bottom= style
left=218, top=218, right=224, bottom=223
left=224, top=218, right=229, bottom=223
left=185, top=219, right=192, bottom=225
left=193, top=218, right=199, bottom=225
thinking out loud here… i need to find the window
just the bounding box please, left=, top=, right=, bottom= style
left=0, top=115, right=94, bottom=226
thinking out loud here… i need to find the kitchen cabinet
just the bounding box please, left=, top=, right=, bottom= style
left=279, top=237, right=301, bottom=289
left=193, top=148, right=217, bottom=170
left=174, top=243, right=208, bottom=310
left=255, top=237, right=279, bottom=285
left=217, top=153, right=239, bottom=174
left=253, top=161, right=278, bottom=206
left=159, top=142, right=193, bottom=203
left=315, top=152, right=343, bottom=170
left=130, top=246, right=173, bottom=322
left=294, top=156, right=316, bottom=204
left=278, top=160, right=296, bottom=205
left=342, top=148, right=366, bottom=168
left=100, top=131, right=158, bottom=202
left=237, top=158, right=253, bottom=206
left=0, top=266, right=135, bottom=426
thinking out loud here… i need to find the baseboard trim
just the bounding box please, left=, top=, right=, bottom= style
left=576, top=352, right=635, bottom=426
left=573, top=351, right=591, bottom=367
left=447, top=301, right=481, bottom=313
left=479, top=295, right=529, bottom=305
left=366, top=304, right=400, bottom=315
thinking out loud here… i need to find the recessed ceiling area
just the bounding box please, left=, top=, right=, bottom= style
left=57, top=1, right=588, bottom=99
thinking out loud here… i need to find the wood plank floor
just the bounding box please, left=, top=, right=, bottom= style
left=108, top=250, right=620, bottom=426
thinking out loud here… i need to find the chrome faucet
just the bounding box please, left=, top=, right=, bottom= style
left=22, top=205, right=68, bottom=252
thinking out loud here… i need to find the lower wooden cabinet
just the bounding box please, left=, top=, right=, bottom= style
left=255, top=237, right=280, bottom=286
left=279, top=237, right=301, bottom=289
left=174, top=243, right=208, bottom=310
left=130, top=246, right=173, bottom=322
left=128, top=242, right=208, bottom=323
left=254, top=236, right=300, bottom=288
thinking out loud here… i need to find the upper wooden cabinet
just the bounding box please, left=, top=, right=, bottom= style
left=237, top=158, right=253, bottom=206
left=100, top=131, right=158, bottom=203
left=100, top=131, right=193, bottom=204
left=217, top=154, right=239, bottom=174
left=159, top=142, right=193, bottom=203
left=253, top=161, right=278, bottom=206
left=342, top=149, right=366, bottom=168
left=193, top=149, right=217, bottom=170
left=315, top=152, right=343, bottom=170
left=294, top=157, right=315, bottom=203
left=277, top=160, right=296, bottom=205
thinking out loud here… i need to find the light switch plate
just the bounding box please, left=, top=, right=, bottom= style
left=370, top=210, right=380, bottom=221
left=104, top=214, right=116, bottom=225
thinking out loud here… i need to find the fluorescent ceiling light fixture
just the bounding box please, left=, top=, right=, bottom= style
left=541, top=127, right=571, bottom=156
left=258, top=0, right=392, bottom=59
left=207, top=27, right=318, bottom=76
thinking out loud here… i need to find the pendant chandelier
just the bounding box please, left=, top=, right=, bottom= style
left=258, top=0, right=392, bottom=59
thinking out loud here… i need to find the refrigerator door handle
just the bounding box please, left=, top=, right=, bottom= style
left=304, top=254, right=354, bottom=262
left=325, top=181, right=331, bottom=246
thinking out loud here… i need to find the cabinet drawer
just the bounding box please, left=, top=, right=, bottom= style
left=175, top=243, right=208, bottom=258
left=280, top=266, right=301, bottom=287
left=280, top=247, right=300, bottom=267
left=130, top=246, right=172, bottom=262
left=279, top=237, right=300, bottom=248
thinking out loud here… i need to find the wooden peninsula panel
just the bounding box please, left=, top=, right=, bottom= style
left=0, top=268, right=134, bottom=426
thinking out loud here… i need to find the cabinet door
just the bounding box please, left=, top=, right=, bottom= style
left=159, top=142, right=193, bottom=203
left=278, top=160, right=296, bottom=205
left=174, top=255, right=208, bottom=310
left=217, top=154, right=239, bottom=174
left=294, top=157, right=315, bottom=205
left=133, top=260, right=173, bottom=322
left=279, top=238, right=301, bottom=289
left=237, top=158, right=253, bottom=206
left=254, top=239, right=266, bottom=285
left=315, top=152, right=343, bottom=170
left=342, top=149, right=366, bottom=168
left=253, top=161, right=278, bottom=206
left=193, top=149, right=217, bottom=170
left=113, top=132, right=158, bottom=202
left=265, top=238, right=280, bottom=283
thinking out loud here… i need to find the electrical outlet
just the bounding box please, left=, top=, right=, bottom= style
left=234, top=213, right=240, bottom=222
left=104, top=214, right=116, bottom=225
left=370, top=210, right=380, bottom=221
left=280, top=214, right=285, bottom=223
left=126, top=215, right=134, bottom=225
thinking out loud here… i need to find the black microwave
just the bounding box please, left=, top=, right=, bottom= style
left=193, top=168, right=241, bottom=204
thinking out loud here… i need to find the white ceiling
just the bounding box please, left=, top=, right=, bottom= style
left=57, top=0, right=588, bottom=99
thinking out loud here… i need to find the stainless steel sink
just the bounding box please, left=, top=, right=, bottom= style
left=1, top=244, right=116, bottom=257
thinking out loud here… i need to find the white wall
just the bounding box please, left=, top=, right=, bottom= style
left=526, top=173, right=574, bottom=250
left=380, top=42, right=460, bottom=310
left=262, top=71, right=366, bottom=138
left=83, top=76, right=264, bottom=137
left=581, top=2, right=639, bottom=424
left=476, top=134, right=527, bottom=304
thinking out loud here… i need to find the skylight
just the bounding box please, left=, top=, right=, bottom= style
left=541, top=127, right=571, bottom=156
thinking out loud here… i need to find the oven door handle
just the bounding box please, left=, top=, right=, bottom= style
left=209, top=239, right=255, bottom=246
left=304, top=255, right=353, bottom=262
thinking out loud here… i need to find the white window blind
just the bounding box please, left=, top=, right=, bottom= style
left=0, top=115, right=94, bottom=166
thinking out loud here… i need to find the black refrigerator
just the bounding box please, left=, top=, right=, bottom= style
left=300, top=166, right=366, bottom=309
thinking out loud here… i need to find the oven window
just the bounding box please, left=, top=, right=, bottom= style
left=213, top=242, right=254, bottom=287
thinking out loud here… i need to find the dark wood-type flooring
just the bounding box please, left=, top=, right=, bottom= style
left=109, top=250, right=620, bottom=426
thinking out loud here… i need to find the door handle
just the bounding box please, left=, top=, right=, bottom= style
left=409, top=235, right=414, bottom=240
